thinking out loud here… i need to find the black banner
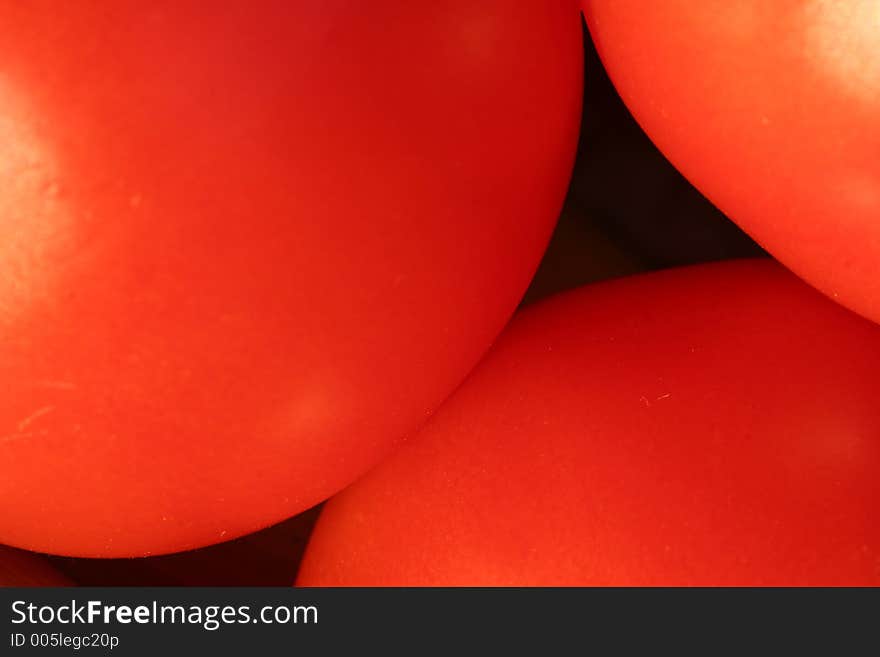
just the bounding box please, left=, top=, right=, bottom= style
left=0, top=587, right=875, bottom=654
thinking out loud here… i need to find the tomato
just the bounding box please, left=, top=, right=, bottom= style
left=0, top=2, right=583, bottom=557
left=581, top=1, right=880, bottom=323
left=297, top=260, right=880, bottom=586
left=0, top=546, right=71, bottom=586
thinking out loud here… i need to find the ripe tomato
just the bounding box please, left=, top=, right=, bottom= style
left=581, top=1, right=880, bottom=323
left=297, top=261, right=880, bottom=586
left=0, top=546, right=71, bottom=586
left=0, top=2, right=583, bottom=557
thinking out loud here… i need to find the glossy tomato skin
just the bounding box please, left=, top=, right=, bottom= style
left=0, top=2, right=583, bottom=557
left=297, top=260, right=880, bottom=586
left=0, top=546, right=72, bottom=586
left=581, top=1, right=880, bottom=323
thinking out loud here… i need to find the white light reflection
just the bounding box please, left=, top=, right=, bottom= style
left=803, top=0, right=880, bottom=105
left=0, top=74, right=71, bottom=326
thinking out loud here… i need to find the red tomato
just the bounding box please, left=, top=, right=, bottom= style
left=581, top=1, right=880, bottom=324
left=0, top=546, right=71, bottom=587
left=297, top=260, right=880, bottom=586
left=0, top=2, right=583, bottom=557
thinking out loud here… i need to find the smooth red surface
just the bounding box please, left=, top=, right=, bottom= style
left=0, top=1, right=583, bottom=557
left=0, top=546, right=72, bottom=587
left=582, top=1, right=880, bottom=323
left=298, top=260, right=880, bottom=586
